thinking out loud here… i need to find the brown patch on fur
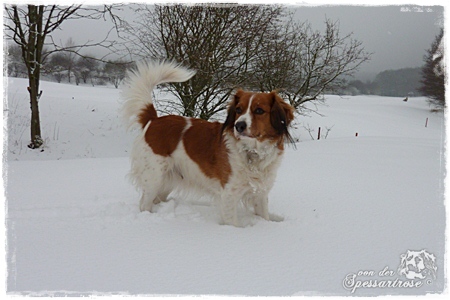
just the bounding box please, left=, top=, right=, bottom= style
left=183, top=119, right=231, bottom=187
left=145, top=115, right=186, bottom=156
left=138, top=104, right=158, bottom=129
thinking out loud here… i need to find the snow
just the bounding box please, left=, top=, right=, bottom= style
left=3, top=78, right=447, bottom=296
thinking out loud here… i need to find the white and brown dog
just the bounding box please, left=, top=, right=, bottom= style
left=122, top=61, right=294, bottom=226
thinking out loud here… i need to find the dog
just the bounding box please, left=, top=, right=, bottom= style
left=122, top=61, right=295, bottom=226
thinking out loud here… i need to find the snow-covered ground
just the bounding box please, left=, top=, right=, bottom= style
left=3, top=78, right=446, bottom=296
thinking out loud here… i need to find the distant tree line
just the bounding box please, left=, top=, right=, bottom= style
left=7, top=38, right=422, bottom=99
left=6, top=43, right=131, bottom=88
left=343, top=67, right=423, bottom=97
left=343, top=28, right=445, bottom=111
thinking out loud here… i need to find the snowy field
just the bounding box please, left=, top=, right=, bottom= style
left=3, top=78, right=446, bottom=296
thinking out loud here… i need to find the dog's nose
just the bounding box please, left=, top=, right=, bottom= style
left=235, top=121, right=247, bottom=133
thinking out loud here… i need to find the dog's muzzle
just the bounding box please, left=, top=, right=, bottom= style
left=235, top=121, right=247, bottom=133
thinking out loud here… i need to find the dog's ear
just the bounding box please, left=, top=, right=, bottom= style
left=222, top=89, right=243, bottom=133
left=271, top=91, right=294, bottom=125
left=270, top=91, right=295, bottom=144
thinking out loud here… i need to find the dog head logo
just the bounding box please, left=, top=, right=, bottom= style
left=397, top=250, right=437, bottom=280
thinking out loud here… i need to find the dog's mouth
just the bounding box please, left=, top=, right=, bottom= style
left=234, top=130, right=255, bottom=139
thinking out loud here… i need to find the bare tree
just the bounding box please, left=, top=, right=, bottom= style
left=122, top=4, right=285, bottom=119
left=250, top=19, right=371, bottom=112
left=5, top=43, right=28, bottom=77
left=62, top=37, right=78, bottom=83
left=104, top=60, right=130, bottom=88
left=4, top=4, right=122, bottom=149
left=45, top=52, right=70, bottom=83
left=74, top=55, right=99, bottom=84
left=122, top=5, right=370, bottom=119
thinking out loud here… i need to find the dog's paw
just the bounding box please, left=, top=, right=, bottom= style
left=269, top=213, right=284, bottom=222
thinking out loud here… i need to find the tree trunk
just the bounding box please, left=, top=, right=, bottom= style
left=28, top=77, right=43, bottom=149
left=26, top=5, right=44, bottom=149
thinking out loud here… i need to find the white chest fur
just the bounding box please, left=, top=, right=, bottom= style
left=225, top=134, right=283, bottom=194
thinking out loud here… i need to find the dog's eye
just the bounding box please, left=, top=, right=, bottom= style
left=235, top=107, right=243, bottom=114
left=254, top=108, right=265, bottom=115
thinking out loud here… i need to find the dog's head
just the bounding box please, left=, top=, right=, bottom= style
left=222, top=90, right=295, bottom=147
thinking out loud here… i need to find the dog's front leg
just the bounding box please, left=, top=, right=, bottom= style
left=140, top=191, right=154, bottom=212
left=252, top=193, right=270, bottom=221
left=219, top=192, right=240, bottom=227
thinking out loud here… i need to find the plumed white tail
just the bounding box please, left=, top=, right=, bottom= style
left=121, top=61, right=196, bottom=129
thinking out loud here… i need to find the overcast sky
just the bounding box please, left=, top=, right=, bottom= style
left=49, top=2, right=445, bottom=81
left=291, top=5, right=444, bottom=80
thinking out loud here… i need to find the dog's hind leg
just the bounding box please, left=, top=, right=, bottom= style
left=140, top=186, right=171, bottom=212
left=137, top=158, right=169, bottom=212
left=141, top=170, right=180, bottom=212
left=140, top=166, right=182, bottom=211
left=139, top=177, right=168, bottom=212
left=153, top=190, right=170, bottom=205
left=153, top=169, right=182, bottom=204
